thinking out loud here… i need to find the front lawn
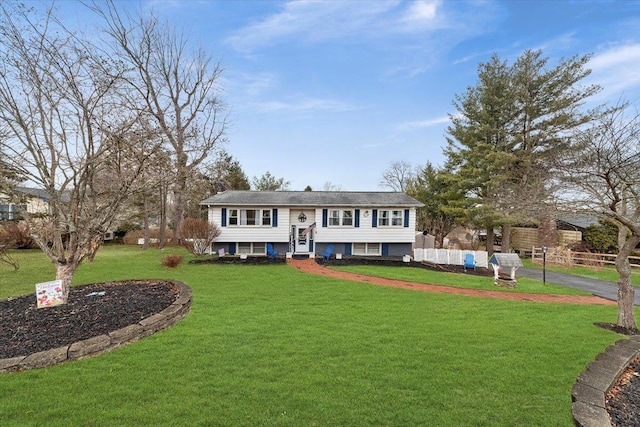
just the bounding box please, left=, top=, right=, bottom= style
left=0, top=246, right=627, bottom=426
left=330, top=264, right=590, bottom=295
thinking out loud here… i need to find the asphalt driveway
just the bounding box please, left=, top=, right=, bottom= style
left=518, top=267, right=640, bottom=306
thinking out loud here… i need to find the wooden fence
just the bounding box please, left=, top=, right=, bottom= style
left=531, top=247, right=640, bottom=269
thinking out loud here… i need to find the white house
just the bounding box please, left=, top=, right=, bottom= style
left=200, top=191, right=424, bottom=258
left=0, top=186, right=50, bottom=221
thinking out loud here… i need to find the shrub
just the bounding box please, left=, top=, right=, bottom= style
left=584, top=221, right=618, bottom=254
left=0, top=221, right=36, bottom=249
left=180, top=218, right=221, bottom=257
left=162, top=254, right=183, bottom=268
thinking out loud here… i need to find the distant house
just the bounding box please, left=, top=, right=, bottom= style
left=200, top=191, right=424, bottom=257
left=0, top=186, right=50, bottom=221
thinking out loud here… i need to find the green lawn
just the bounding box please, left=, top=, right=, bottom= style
left=330, top=265, right=590, bottom=295
left=0, top=246, right=631, bottom=426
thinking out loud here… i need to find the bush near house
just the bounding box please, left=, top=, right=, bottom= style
left=0, top=221, right=35, bottom=249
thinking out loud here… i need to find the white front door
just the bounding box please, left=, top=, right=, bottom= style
left=295, top=226, right=310, bottom=253
left=291, top=209, right=314, bottom=254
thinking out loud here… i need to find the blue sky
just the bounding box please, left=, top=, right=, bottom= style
left=58, top=0, right=640, bottom=191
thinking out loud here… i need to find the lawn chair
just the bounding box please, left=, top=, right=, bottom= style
left=266, top=243, right=279, bottom=259
left=321, top=244, right=334, bottom=260
left=464, top=253, right=476, bottom=272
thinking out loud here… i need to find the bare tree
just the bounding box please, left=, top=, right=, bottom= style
left=180, top=218, right=221, bottom=257
left=560, top=103, right=640, bottom=330
left=322, top=182, right=343, bottom=191
left=0, top=3, right=149, bottom=299
left=91, top=1, right=228, bottom=244
left=379, top=160, right=415, bottom=192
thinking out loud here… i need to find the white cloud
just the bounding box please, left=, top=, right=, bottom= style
left=253, top=96, right=359, bottom=114
left=589, top=43, right=640, bottom=100
left=400, top=0, right=440, bottom=27
left=396, top=115, right=450, bottom=131
left=226, top=0, right=401, bottom=53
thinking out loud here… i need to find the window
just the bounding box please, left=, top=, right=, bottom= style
left=353, top=243, right=381, bottom=256
left=329, top=210, right=340, bottom=226
left=342, top=210, right=353, bottom=226
left=237, top=242, right=266, bottom=255
left=262, top=210, right=271, bottom=226
left=392, top=210, right=403, bottom=226
left=0, top=203, right=24, bottom=221
left=228, top=209, right=272, bottom=227
left=378, top=210, right=403, bottom=227
left=228, top=209, right=238, bottom=226
left=329, top=209, right=354, bottom=227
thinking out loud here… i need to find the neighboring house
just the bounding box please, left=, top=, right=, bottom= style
left=200, top=191, right=424, bottom=257
left=0, top=186, right=50, bottom=220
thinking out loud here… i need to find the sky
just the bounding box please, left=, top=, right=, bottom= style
left=55, top=0, right=640, bottom=191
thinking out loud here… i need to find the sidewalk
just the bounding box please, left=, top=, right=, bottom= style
left=518, top=267, right=640, bottom=306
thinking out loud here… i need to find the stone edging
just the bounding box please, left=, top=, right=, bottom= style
left=0, top=280, right=192, bottom=373
left=572, top=335, right=640, bottom=426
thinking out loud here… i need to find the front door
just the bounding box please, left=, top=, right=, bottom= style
left=295, top=226, right=310, bottom=254
left=291, top=209, right=314, bottom=254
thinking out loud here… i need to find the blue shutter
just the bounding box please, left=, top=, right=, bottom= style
left=372, top=209, right=378, bottom=228
left=229, top=243, right=236, bottom=255
left=272, top=209, right=278, bottom=227
left=221, top=208, right=227, bottom=227
left=322, top=209, right=328, bottom=227
left=404, top=209, right=410, bottom=228
left=354, top=209, right=360, bottom=228
left=382, top=243, right=389, bottom=256
left=344, top=243, right=352, bottom=255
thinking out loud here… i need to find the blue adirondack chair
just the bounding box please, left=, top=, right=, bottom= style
left=266, top=243, right=279, bottom=259
left=464, top=253, right=476, bottom=272
left=321, top=244, right=334, bottom=260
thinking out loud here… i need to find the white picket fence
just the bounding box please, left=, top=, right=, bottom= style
left=413, top=248, right=489, bottom=269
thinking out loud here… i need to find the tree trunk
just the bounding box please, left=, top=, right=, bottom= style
left=615, top=231, right=640, bottom=330
left=501, top=224, right=511, bottom=253
left=55, top=263, right=77, bottom=303
left=142, top=194, right=150, bottom=250
left=486, top=227, right=494, bottom=257
left=158, top=185, right=167, bottom=249
left=538, top=215, right=558, bottom=247
left=173, top=184, right=185, bottom=244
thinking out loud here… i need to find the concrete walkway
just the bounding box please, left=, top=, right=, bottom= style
left=518, top=267, right=640, bottom=306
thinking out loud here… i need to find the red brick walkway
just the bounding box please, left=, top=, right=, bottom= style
left=287, top=258, right=616, bottom=306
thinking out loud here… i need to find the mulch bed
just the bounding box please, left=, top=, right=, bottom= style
left=608, top=355, right=640, bottom=426
left=0, top=280, right=178, bottom=359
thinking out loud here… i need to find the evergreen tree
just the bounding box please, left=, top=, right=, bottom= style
left=444, top=49, right=601, bottom=253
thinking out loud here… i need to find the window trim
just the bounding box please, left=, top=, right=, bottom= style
left=228, top=208, right=273, bottom=227
left=236, top=242, right=267, bottom=255
left=352, top=242, right=381, bottom=256
left=377, top=209, right=404, bottom=227
left=328, top=209, right=354, bottom=227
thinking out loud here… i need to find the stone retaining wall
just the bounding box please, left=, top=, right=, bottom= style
left=572, top=335, right=640, bottom=426
left=0, top=280, right=192, bottom=373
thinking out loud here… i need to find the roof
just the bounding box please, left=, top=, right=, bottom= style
left=201, top=191, right=424, bottom=208
left=557, top=214, right=600, bottom=230
left=488, top=253, right=523, bottom=267
left=15, top=186, right=50, bottom=201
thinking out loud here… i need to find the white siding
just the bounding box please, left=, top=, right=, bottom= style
left=209, top=207, right=291, bottom=242
left=208, top=206, right=418, bottom=244
left=314, top=208, right=417, bottom=243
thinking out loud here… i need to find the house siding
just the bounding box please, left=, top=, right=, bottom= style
left=203, top=191, right=422, bottom=257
